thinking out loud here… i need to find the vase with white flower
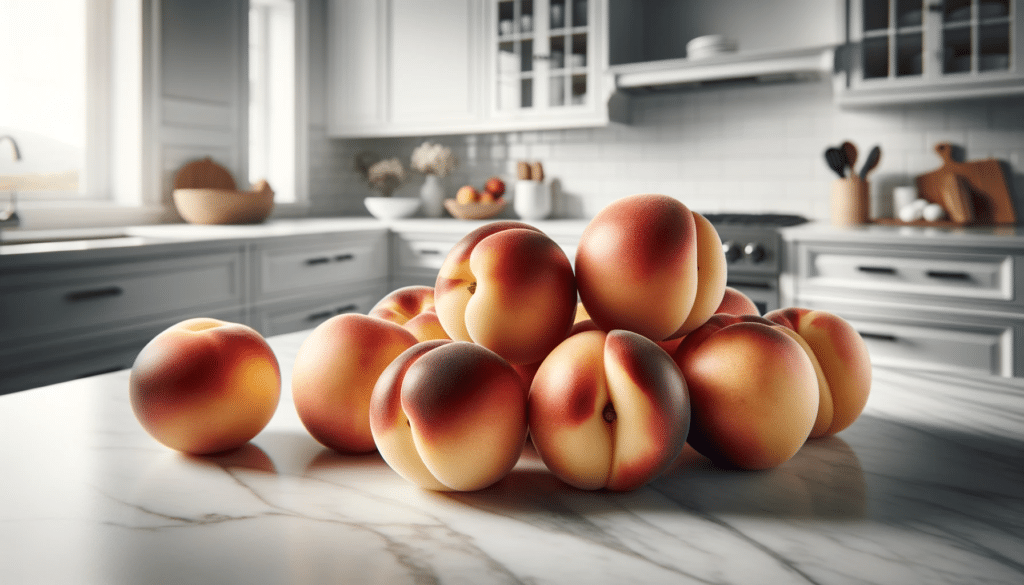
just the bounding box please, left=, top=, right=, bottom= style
left=411, top=141, right=458, bottom=218
left=356, top=153, right=419, bottom=220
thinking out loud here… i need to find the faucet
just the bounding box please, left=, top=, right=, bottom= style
left=0, top=135, right=22, bottom=229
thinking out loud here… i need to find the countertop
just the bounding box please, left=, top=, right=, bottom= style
left=2, top=329, right=1023, bottom=584
left=782, top=221, right=1024, bottom=247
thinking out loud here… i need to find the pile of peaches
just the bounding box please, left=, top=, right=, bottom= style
left=129, top=194, right=872, bottom=492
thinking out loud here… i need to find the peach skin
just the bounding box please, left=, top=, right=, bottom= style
left=529, top=329, right=690, bottom=491
left=575, top=194, right=726, bottom=342
left=369, top=285, right=450, bottom=342
left=673, top=314, right=820, bottom=470
left=292, top=313, right=418, bottom=454
left=130, top=318, right=281, bottom=455
left=763, top=308, right=872, bottom=438
left=434, top=221, right=577, bottom=365
left=716, top=286, right=760, bottom=316
left=369, top=340, right=528, bottom=491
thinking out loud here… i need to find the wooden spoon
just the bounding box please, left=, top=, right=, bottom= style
left=859, top=146, right=881, bottom=180
left=841, top=141, right=858, bottom=177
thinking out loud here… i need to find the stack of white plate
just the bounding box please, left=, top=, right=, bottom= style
left=686, top=35, right=738, bottom=60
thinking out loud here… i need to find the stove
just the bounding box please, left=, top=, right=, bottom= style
left=702, top=213, right=809, bottom=314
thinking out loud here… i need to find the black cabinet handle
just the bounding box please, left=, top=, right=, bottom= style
left=417, top=248, right=442, bottom=255
left=857, top=265, right=897, bottom=275
left=334, top=253, right=354, bottom=262
left=859, top=331, right=898, bottom=342
left=305, top=256, right=330, bottom=266
left=926, top=270, right=971, bottom=281
left=306, top=310, right=334, bottom=321
left=336, top=304, right=359, bottom=314
left=66, top=285, right=123, bottom=302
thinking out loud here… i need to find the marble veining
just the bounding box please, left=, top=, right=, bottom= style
left=2, top=330, right=1023, bottom=584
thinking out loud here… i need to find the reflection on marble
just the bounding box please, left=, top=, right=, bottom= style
left=2, top=331, right=1023, bottom=584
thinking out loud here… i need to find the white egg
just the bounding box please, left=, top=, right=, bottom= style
left=922, top=203, right=947, bottom=222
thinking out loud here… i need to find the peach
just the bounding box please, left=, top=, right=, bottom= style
left=369, top=285, right=450, bottom=342
left=575, top=194, right=726, bottom=341
left=369, top=340, right=528, bottom=491
left=673, top=314, right=820, bottom=470
left=716, top=286, right=760, bottom=316
left=763, top=308, right=872, bottom=438
left=291, top=313, right=418, bottom=453
left=528, top=329, right=690, bottom=491
left=484, top=176, right=506, bottom=196
left=456, top=185, right=478, bottom=204
left=434, top=221, right=577, bottom=365
left=129, top=318, right=281, bottom=455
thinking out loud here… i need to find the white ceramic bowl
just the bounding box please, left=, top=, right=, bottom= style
left=364, top=196, right=421, bottom=220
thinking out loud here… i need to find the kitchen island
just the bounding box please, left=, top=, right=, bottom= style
left=2, top=329, right=1023, bottom=585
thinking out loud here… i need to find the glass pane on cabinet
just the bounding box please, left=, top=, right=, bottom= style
left=572, top=0, right=588, bottom=27
left=498, top=1, right=514, bottom=36
left=498, top=42, right=517, bottom=74
left=520, top=78, right=533, bottom=109
left=863, top=37, right=890, bottom=78
left=943, top=0, right=972, bottom=23
left=570, top=33, right=587, bottom=68
left=571, top=74, right=587, bottom=105
left=550, top=75, right=566, bottom=106
left=550, top=36, right=565, bottom=69
left=521, top=39, right=534, bottom=72
left=550, top=0, right=567, bottom=29
left=943, top=26, right=972, bottom=73
left=979, top=0, right=1010, bottom=18
left=896, top=32, right=923, bottom=76
left=979, top=23, right=1011, bottom=70
left=896, top=0, right=923, bottom=28
left=521, top=0, right=534, bottom=33
left=497, top=42, right=518, bottom=111
left=863, top=0, right=889, bottom=31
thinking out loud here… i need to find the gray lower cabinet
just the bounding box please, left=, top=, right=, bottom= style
left=783, top=226, right=1024, bottom=377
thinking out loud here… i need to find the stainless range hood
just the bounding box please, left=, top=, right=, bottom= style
left=610, top=45, right=836, bottom=92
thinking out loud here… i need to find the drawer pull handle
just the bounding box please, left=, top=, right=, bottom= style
left=334, top=253, right=355, bottom=262
left=66, top=286, right=123, bottom=302
left=926, top=270, right=971, bottom=281
left=336, top=304, right=359, bottom=314
left=307, top=310, right=334, bottom=321
left=417, top=248, right=442, bottom=255
left=859, top=331, right=898, bottom=342
left=857, top=266, right=897, bottom=275
left=305, top=256, right=331, bottom=265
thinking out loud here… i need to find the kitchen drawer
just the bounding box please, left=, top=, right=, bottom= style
left=0, top=251, right=244, bottom=346
left=252, top=233, right=387, bottom=301
left=798, top=243, right=1018, bottom=306
left=251, top=287, right=385, bottom=337
left=393, top=235, right=457, bottom=271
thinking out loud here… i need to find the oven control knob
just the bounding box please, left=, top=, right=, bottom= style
left=743, top=242, right=767, bottom=263
left=722, top=241, right=742, bottom=263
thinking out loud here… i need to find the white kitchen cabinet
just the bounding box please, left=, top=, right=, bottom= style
left=0, top=244, right=248, bottom=394
left=783, top=226, right=1024, bottom=377
left=838, top=0, right=1024, bottom=105
left=327, top=0, right=484, bottom=137
left=389, top=231, right=460, bottom=289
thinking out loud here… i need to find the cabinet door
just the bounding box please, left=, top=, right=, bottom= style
left=841, top=0, right=1024, bottom=104
left=327, top=0, right=389, bottom=135
left=390, top=0, right=482, bottom=129
left=489, top=0, right=611, bottom=130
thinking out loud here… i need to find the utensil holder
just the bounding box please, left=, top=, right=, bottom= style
left=831, top=177, right=869, bottom=227
left=514, top=180, right=551, bottom=220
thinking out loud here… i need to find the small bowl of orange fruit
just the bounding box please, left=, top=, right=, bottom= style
left=445, top=177, right=507, bottom=220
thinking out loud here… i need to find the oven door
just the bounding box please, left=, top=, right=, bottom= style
left=726, top=276, right=779, bottom=315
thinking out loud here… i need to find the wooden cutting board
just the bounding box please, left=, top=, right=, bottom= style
left=914, top=143, right=1015, bottom=225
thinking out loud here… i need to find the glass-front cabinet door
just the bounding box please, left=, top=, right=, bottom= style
left=490, top=0, right=606, bottom=125
left=843, top=0, right=1024, bottom=103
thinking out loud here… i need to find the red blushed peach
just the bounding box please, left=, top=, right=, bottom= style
left=434, top=221, right=577, bottom=365
left=672, top=314, right=820, bottom=470
left=763, top=308, right=872, bottom=438
left=292, top=313, right=418, bottom=454
left=369, top=286, right=450, bottom=342
left=369, top=340, right=528, bottom=491
left=716, top=286, right=760, bottom=316
left=528, top=329, right=690, bottom=491
left=575, top=194, right=726, bottom=342
left=129, top=318, right=281, bottom=455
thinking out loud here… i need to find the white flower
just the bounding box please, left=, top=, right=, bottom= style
left=367, top=158, right=406, bottom=196
left=411, top=142, right=458, bottom=177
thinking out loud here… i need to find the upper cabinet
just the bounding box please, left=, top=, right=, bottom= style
left=326, top=0, right=617, bottom=138
left=837, top=0, right=1024, bottom=105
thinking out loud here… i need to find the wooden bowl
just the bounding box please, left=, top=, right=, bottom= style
left=444, top=198, right=507, bottom=220
left=173, top=188, right=275, bottom=225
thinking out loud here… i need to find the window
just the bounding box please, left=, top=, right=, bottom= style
left=249, top=0, right=298, bottom=204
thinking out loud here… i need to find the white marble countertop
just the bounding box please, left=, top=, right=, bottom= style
left=2, top=329, right=1023, bottom=584
left=782, top=221, right=1024, bottom=247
